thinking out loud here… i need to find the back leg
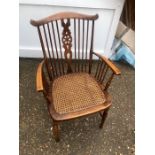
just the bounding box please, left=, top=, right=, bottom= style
left=99, top=108, right=110, bottom=129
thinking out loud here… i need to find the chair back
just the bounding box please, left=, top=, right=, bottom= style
left=31, top=12, right=98, bottom=80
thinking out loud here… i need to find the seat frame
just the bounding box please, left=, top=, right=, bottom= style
left=31, top=12, right=121, bottom=141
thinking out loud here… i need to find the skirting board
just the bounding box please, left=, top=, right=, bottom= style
left=19, top=46, right=108, bottom=59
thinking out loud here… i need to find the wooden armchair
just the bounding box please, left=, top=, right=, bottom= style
left=30, top=12, right=121, bottom=142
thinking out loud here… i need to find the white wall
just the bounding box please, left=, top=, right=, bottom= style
left=19, top=0, right=125, bottom=58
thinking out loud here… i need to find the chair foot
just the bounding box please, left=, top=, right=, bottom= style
left=99, top=108, right=109, bottom=129
left=53, top=121, right=60, bottom=142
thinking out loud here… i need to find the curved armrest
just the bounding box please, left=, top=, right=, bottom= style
left=36, top=60, right=45, bottom=92
left=93, top=51, right=121, bottom=75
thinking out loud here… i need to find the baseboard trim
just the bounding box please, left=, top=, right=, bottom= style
left=19, top=46, right=111, bottom=58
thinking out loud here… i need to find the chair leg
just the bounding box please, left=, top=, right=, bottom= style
left=53, top=121, right=60, bottom=142
left=99, top=108, right=109, bottom=129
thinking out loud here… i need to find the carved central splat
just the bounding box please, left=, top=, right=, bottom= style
left=61, top=19, right=72, bottom=73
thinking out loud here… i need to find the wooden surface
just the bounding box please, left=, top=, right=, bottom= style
left=30, top=12, right=98, bottom=26
left=36, top=60, right=44, bottom=91
left=20, top=58, right=134, bottom=153
left=31, top=12, right=121, bottom=141
left=93, top=51, right=121, bottom=75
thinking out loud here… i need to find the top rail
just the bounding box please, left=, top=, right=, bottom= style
left=30, top=12, right=98, bottom=26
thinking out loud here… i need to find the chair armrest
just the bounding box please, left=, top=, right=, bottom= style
left=92, top=51, right=121, bottom=75
left=36, top=60, right=45, bottom=92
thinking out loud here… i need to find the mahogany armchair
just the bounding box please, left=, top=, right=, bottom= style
left=30, top=12, right=121, bottom=142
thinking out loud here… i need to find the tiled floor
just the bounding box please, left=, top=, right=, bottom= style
left=19, top=59, right=135, bottom=155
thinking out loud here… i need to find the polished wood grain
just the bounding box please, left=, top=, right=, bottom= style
left=31, top=12, right=120, bottom=141
left=92, top=51, right=121, bottom=75
left=30, top=12, right=98, bottom=26
left=52, top=121, right=60, bottom=142
left=36, top=59, right=50, bottom=97
left=61, top=19, right=72, bottom=73
left=99, top=107, right=110, bottom=128
left=36, top=60, right=44, bottom=92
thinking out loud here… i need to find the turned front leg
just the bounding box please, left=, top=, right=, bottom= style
left=53, top=121, right=60, bottom=142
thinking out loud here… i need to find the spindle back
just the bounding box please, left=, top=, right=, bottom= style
left=31, top=12, right=98, bottom=80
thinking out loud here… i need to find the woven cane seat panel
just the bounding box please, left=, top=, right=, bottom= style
left=52, top=73, right=106, bottom=114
